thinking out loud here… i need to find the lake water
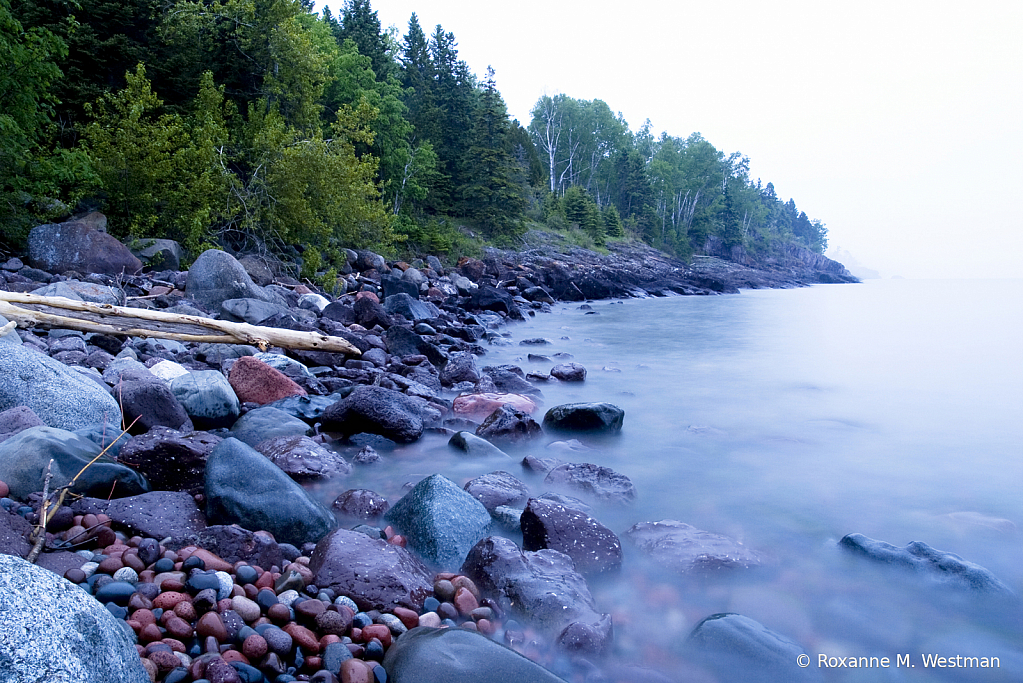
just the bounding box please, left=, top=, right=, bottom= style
left=318, top=278, right=1023, bottom=681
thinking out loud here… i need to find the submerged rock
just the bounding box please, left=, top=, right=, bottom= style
left=544, top=462, right=636, bottom=504
left=475, top=405, right=543, bottom=445
left=839, top=533, right=1013, bottom=594
left=320, top=385, right=425, bottom=443
left=521, top=498, right=622, bottom=575
left=624, top=520, right=764, bottom=573
left=448, top=431, right=510, bottom=459
left=687, top=613, right=819, bottom=683
left=542, top=403, right=624, bottom=433
left=463, top=471, right=530, bottom=511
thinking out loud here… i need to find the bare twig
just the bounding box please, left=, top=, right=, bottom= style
left=25, top=460, right=54, bottom=564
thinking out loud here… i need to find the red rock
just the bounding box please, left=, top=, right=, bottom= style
left=267, top=603, right=291, bottom=623
left=221, top=650, right=249, bottom=665
left=173, top=600, right=197, bottom=622
left=139, top=657, right=158, bottom=682
left=293, top=598, right=325, bottom=623
left=204, top=657, right=242, bottom=683
left=476, top=618, right=495, bottom=635
left=320, top=634, right=342, bottom=648
left=97, top=556, right=123, bottom=574
left=128, top=593, right=153, bottom=613
left=451, top=576, right=480, bottom=600
left=387, top=535, right=406, bottom=548
left=242, top=634, right=268, bottom=660
left=451, top=393, right=538, bottom=420
left=255, top=571, right=275, bottom=590
left=392, top=607, right=419, bottom=630
left=139, top=623, right=163, bottom=643
left=217, top=598, right=233, bottom=613
left=340, top=659, right=374, bottom=683
left=283, top=623, right=320, bottom=653
left=354, top=291, right=379, bottom=304
left=303, top=656, right=323, bottom=672
left=361, top=624, right=391, bottom=648
left=122, top=553, right=146, bottom=574
left=133, top=609, right=156, bottom=628
left=0, top=480, right=8, bottom=498
left=165, top=615, right=194, bottom=641
left=189, top=548, right=234, bottom=572
left=148, top=649, right=181, bottom=673
left=229, top=356, right=306, bottom=405
left=159, top=578, right=186, bottom=592
left=162, top=638, right=186, bottom=653
left=153, top=591, right=190, bottom=610
left=452, top=586, right=478, bottom=617
left=196, top=612, right=229, bottom=642
left=139, top=570, right=156, bottom=583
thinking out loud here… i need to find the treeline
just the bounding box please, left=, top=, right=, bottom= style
left=0, top=0, right=826, bottom=277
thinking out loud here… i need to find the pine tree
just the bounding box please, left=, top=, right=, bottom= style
left=338, top=0, right=393, bottom=81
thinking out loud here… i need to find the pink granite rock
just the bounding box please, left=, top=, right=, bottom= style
left=228, top=356, right=306, bottom=405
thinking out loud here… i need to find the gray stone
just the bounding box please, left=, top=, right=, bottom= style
left=102, top=357, right=155, bottom=385
left=128, top=238, right=183, bottom=271
left=185, top=249, right=281, bottom=311
left=116, top=379, right=192, bottom=434
left=0, top=426, right=148, bottom=500
left=384, top=326, right=446, bottom=367
left=839, top=533, right=1013, bottom=593
left=686, top=613, right=820, bottom=683
left=0, top=314, right=21, bottom=345
left=254, top=352, right=313, bottom=377
left=27, top=220, right=142, bottom=275
left=439, top=352, right=480, bottom=386
left=383, top=293, right=439, bottom=322
left=298, top=292, right=330, bottom=312
left=448, top=431, right=510, bottom=459
left=254, top=435, right=352, bottom=480
left=34, top=280, right=122, bottom=305
left=542, top=403, right=624, bottom=433
left=230, top=406, right=311, bottom=446
left=115, top=427, right=221, bottom=496
left=320, top=386, right=424, bottom=443
left=0, top=554, right=149, bottom=683
left=205, top=437, right=336, bottom=546
left=384, top=474, right=492, bottom=570
left=72, top=491, right=206, bottom=540
left=382, top=626, right=567, bottom=683
left=625, top=520, right=764, bottom=573
left=170, top=370, right=241, bottom=428
left=310, top=528, right=433, bottom=612
left=73, top=423, right=132, bottom=458
left=463, top=471, right=529, bottom=511
left=0, top=343, right=123, bottom=432
left=550, top=362, right=586, bottom=382
left=221, top=298, right=308, bottom=325
left=475, top=405, right=543, bottom=445
left=521, top=498, right=622, bottom=575
left=544, top=462, right=636, bottom=504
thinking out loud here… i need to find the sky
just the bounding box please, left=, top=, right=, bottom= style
left=318, top=0, right=1023, bottom=278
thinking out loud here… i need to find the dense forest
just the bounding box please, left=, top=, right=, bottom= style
left=0, top=0, right=828, bottom=279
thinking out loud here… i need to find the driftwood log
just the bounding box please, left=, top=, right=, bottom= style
left=0, top=291, right=360, bottom=356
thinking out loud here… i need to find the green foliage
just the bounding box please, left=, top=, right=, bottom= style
left=602, top=203, right=624, bottom=239
left=562, top=186, right=603, bottom=246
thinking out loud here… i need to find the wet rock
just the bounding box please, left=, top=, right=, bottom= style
left=221, top=298, right=307, bottom=326
left=0, top=406, right=44, bottom=444
left=0, top=343, right=123, bottom=432
left=384, top=326, right=446, bottom=367
left=320, top=386, right=424, bottom=443
left=169, top=526, right=283, bottom=569
left=451, top=393, right=537, bottom=420
left=229, top=406, right=312, bottom=447
left=205, top=437, right=336, bottom=546
left=839, top=533, right=1013, bottom=593
left=116, top=379, right=192, bottom=434
left=170, top=370, right=241, bottom=429
left=332, top=488, right=390, bottom=519
left=383, top=293, right=439, bottom=321
left=254, top=435, right=352, bottom=480
left=28, top=219, right=142, bottom=275
left=384, top=474, right=493, bottom=570
left=228, top=356, right=307, bottom=406
left=461, top=536, right=611, bottom=654
left=550, top=362, right=586, bottom=382
left=463, top=471, right=530, bottom=511
left=309, top=528, right=433, bottom=612
left=439, top=351, right=481, bottom=387
left=686, top=613, right=819, bottom=683
left=480, top=366, right=538, bottom=396
left=448, top=431, right=510, bottom=459
left=382, top=626, right=567, bottom=683
left=544, top=462, right=636, bottom=504
left=185, top=249, right=281, bottom=311
left=0, top=554, right=150, bottom=682
left=475, top=405, right=543, bottom=445
left=520, top=498, right=622, bottom=575
left=625, top=520, right=764, bottom=573
left=0, top=426, right=148, bottom=500
left=470, top=286, right=515, bottom=315
left=116, top=427, right=221, bottom=496
left=72, top=491, right=206, bottom=540
left=542, top=403, right=624, bottom=433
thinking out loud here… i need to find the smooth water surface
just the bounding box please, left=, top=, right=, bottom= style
left=317, top=279, right=1023, bottom=681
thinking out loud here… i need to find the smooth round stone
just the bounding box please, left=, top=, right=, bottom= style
left=282, top=623, right=320, bottom=653
left=105, top=603, right=128, bottom=620
left=165, top=667, right=191, bottom=683
left=76, top=549, right=95, bottom=560
left=417, top=612, right=441, bottom=628
left=154, top=558, right=175, bottom=573
left=293, top=598, right=326, bottom=622
left=267, top=603, right=291, bottom=623
left=452, top=587, right=478, bottom=616
left=334, top=596, right=357, bottom=612
left=165, top=615, right=194, bottom=640
left=231, top=596, right=261, bottom=623
left=276, top=589, right=299, bottom=607
left=436, top=602, right=457, bottom=621
left=256, top=588, right=279, bottom=611
left=421, top=597, right=440, bottom=614
left=196, top=612, right=229, bottom=642
left=94, top=580, right=137, bottom=606
left=185, top=571, right=222, bottom=594
left=113, top=567, right=139, bottom=584
left=235, top=565, right=259, bottom=585
left=242, top=634, right=267, bottom=660
left=433, top=579, right=455, bottom=602
left=391, top=607, right=419, bottom=630
left=261, top=626, right=293, bottom=656
left=138, top=538, right=161, bottom=566
left=173, top=600, right=198, bottom=622
left=361, top=625, right=391, bottom=648
left=352, top=613, right=372, bottom=629
left=80, top=561, right=99, bottom=578
left=215, top=571, right=234, bottom=600
left=341, top=658, right=375, bottom=683
left=181, top=555, right=205, bottom=572
left=64, top=567, right=86, bottom=583
left=364, top=639, right=385, bottom=661
left=140, top=623, right=164, bottom=643
left=136, top=582, right=161, bottom=601
left=376, top=613, right=406, bottom=635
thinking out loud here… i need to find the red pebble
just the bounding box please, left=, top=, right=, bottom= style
left=133, top=609, right=157, bottom=628
left=255, top=571, right=275, bottom=590
left=221, top=649, right=250, bottom=665
left=139, top=623, right=163, bottom=643
left=217, top=598, right=233, bottom=613
left=282, top=623, right=321, bottom=654
left=242, top=634, right=268, bottom=660
left=173, top=600, right=197, bottom=622
left=452, top=586, right=479, bottom=616
left=392, top=607, right=419, bottom=630
left=0, top=480, right=9, bottom=498
left=189, top=548, right=234, bottom=572
left=361, top=624, right=391, bottom=648
left=387, top=535, right=406, bottom=548
left=320, top=634, right=342, bottom=649
left=162, top=638, right=186, bottom=653
left=152, top=591, right=190, bottom=611
left=476, top=618, right=495, bottom=635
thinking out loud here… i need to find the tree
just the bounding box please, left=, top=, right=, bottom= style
left=337, top=0, right=394, bottom=81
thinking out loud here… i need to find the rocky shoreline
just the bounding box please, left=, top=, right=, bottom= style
left=0, top=215, right=859, bottom=683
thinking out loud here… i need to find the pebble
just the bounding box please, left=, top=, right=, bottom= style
left=231, top=595, right=262, bottom=623
left=113, top=567, right=139, bottom=584
left=215, top=571, right=234, bottom=600
left=334, top=595, right=358, bottom=612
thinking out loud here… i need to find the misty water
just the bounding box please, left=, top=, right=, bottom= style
left=315, top=278, right=1023, bottom=681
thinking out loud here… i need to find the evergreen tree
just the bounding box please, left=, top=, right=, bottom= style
left=338, top=0, right=393, bottom=81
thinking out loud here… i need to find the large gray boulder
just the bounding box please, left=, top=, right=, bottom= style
left=383, top=292, right=440, bottom=321
left=169, top=370, right=240, bottom=429
left=0, top=426, right=149, bottom=500
left=383, top=627, right=567, bottom=683
left=229, top=406, right=311, bottom=447
left=0, top=314, right=21, bottom=345
left=542, top=403, right=624, bottom=433
left=185, top=249, right=281, bottom=311
left=0, top=554, right=150, bottom=683
left=320, top=386, right=425, bottom=443
left=521, top=498, right=622, bottom=575
left=384, top=474, right=492, bottom=570
left=625, top=520, right=764, bottom=573
left=27, top=220, right=142, bottom=275
left=686, top=613, right=820, bottom=683
left=0, top=343, right=123, bottom=432
left=204, top=437, right=336, bottom=546
left=127, top=237, right=183, bottom=271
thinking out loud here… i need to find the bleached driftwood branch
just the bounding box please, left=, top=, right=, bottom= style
left=0, top=291, right=360, bottom=356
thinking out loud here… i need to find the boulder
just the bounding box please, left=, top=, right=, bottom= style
left=353, top=296, right=392, bottom=328
left=463, top=471, right=530, bottom=511
left=384, top=474, right=492, bottom=570
left=220, top=298, right=299, bottom=325
left=439, top=352, right=480, bottom=386
left=839, top=533, right=1013, bottom=593
left=0, top=343, right=123, bottom=432
left=205, top=437, right=336, bottom=546
left=380, top=274, right=420, bottom=300
left=461, top=536, right=611, bottom=654
left=168, top=525, right=283, bottom=569
left=686, top=613, right=819, bottom=683
left=384, top=326, right=446, bottom=367
left=0, top=406, right=44, bottom=444
left=320, top=386, right=424, bottom=443
left=543, top=403, right=624, bottom=434
left=520, top=498, right=622, bottom=575
left=73, top=423, right=132, bottom=458
left=229, top=355, right=306, bottom=405
left=185, top=249, right=280, bottom=310
left=0, top=314, right=21, bottom=346
left=116, top=379, right=192, bottom=434
left=544, top=462, right=636, bottom=504
left=451, top=393, right=537, bottom=420
left=72, top=491, right=206, bottom=540
left=332, top=489, right=390, bottom=520
left=254, top=435, right=352, bottom=480
left=229, top=406, right=312, bottom=447
left=0, top=554, right=150, bottom=683
left=0, top=426, right=148, bottom=500
left=310, top=528, right=433, bottom=612
left=550, top=362, right=586, bottom=382
left=265, top=394, right=339, bottom=423
left=27, top=220, right=142, bottom=275
left=128, top=237, right=183, bottom=271
left=448, top=431, right=510, bottom=459
left=169, top=370, right=241, bottom=429
left=383, top=293, right=440, bottom=322
left=475, top=405, right=543, bottom=445
left=480, top=366, right=538, bottom=396
left=624, top=520, right=764, bottom=573
left=34, top=280, right=123, bottom=305
left=115, top=427, right=221, bottom=496
left=382, top=626, right=568, bottom=683
left=470, top=286, right=514, bottom=315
